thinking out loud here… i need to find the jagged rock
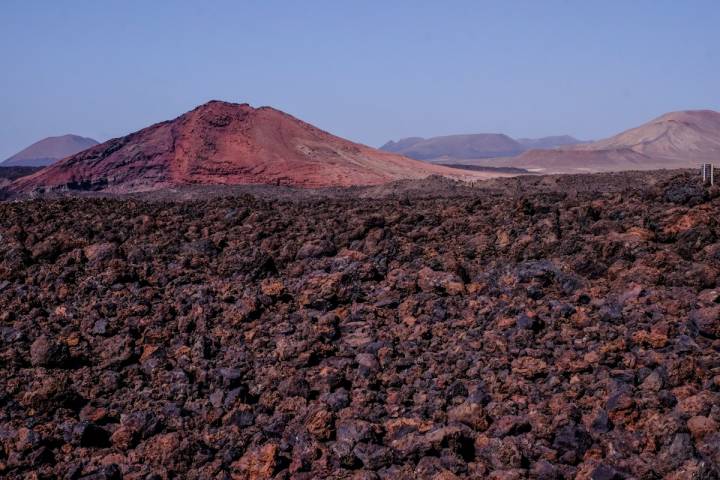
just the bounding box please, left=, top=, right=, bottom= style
left=231, top=443, right=280, bottom=479
left=687, top=416, right=719, bottom=441
left=1, top=170, right=719, bottom=477
left=30, top=335, right=69, bottom=368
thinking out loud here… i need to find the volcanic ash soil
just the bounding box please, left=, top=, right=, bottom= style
left=1, top=172, right=720, bottom=479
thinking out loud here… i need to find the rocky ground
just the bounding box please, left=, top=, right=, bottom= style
left=1, top=170, right=719, bottom=479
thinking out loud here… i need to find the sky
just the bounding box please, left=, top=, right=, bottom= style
left=1, top=0, right=719, bottom=159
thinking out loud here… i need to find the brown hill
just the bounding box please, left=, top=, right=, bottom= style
left=2, top=134, right=98, bottom=167
left=10, top=101, right=498, bottom=193
left=486, top=110, right=720, bottom=173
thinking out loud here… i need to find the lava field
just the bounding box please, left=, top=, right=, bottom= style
left=1, top=171, right=719, bottom=479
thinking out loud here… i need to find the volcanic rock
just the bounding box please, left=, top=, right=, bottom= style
left=29, top=335, right=69, bottom=368
left=9, top=101, right=496, bottom=194
left=1, top=170, right=719, bottom=478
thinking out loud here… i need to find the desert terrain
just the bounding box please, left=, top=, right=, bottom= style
left=1, top=170, right=719, bottom=479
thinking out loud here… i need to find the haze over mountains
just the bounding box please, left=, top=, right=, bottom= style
left=6, top=107, right=720, bottom=194
left=380, top=133, right=584, bottom=161
left=2, top=134, right=98, bottom=167
left=10, top=101, right=496, bottom=194
left=515, top=135, right=586, bottom=150
left=466, top=110, right=720, bottom=173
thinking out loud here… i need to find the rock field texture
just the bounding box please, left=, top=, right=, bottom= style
left=1, top=171, right=719, bottom=479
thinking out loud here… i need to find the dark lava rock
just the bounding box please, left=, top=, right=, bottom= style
left=77, top=464, right=122, bottom=480
left=30, top=335, right=69, bottom=368
left=552, top=423, right=593, bottom=465
left=71, top=421, right=111, bottom=448
left=1, top=170, right=719, bottom=478
left=591, top=463, right=626, bottom=480
left=663, top=182, right=706, bottom=205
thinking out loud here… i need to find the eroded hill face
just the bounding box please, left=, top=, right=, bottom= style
left=0, top=171, right=719, bottom=478
left=10, top=102, right=497, bottom=193
left=585, top=110, right=720, bottom=159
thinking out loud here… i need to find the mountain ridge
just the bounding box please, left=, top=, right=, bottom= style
left=380, top=133, right=584, bottom=161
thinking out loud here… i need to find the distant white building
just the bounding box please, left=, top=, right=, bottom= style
left=701, top=164, right=714, bottom=186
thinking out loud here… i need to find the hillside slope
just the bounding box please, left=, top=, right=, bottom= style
left=494, top=110, right=720, bottom=173
left=11, top=101, right=498, bottom=193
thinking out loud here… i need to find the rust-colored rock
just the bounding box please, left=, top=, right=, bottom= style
left=232, top=443, right=280, bottom=480
left=1, top=170, right=719, bottom=478
left=9, top=101, right=497, bottom=194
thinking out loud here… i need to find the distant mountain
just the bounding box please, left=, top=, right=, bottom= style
left=10, top=101, right=499, bottom=194
left=380, top=134, right=524, bottom=161
left=380, top=133, right=584, bottom=161
left=2, top=135, right=99, bottom=167
left=516, top=135, right=585, bottom=149
left=381, top=137, right=425, bottom=153
left=490, top=110, right=720, bottom=173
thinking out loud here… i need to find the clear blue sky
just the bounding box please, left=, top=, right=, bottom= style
left=1, top=0, right=719, bottom=159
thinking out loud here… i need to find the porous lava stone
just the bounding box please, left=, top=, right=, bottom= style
left=0, top=171, right=719, bottom=478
